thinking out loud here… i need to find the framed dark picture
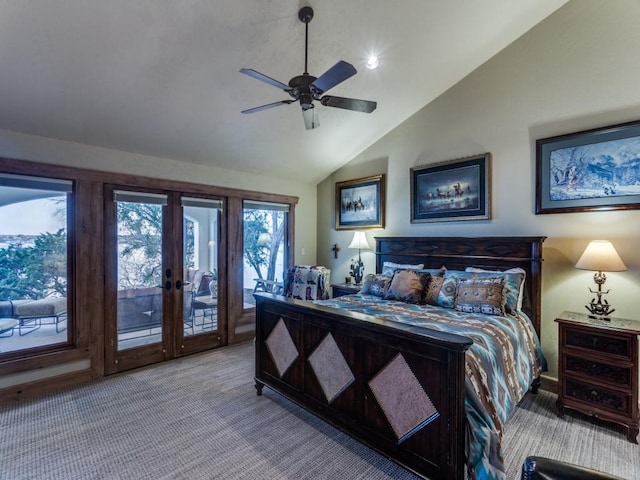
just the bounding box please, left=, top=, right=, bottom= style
left=335, top=174, right=385, bottom=230
left=536, top=120, right=640, bottom=214
left=410, top=154, right=490, bottom=223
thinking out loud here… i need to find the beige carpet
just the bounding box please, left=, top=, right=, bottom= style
left=1, top=342, right=638, bottom=479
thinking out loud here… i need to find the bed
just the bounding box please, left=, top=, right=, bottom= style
left=254, top=236, right=546, bottom=480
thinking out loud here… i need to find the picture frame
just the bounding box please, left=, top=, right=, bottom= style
left=335, top=174, right=385, bottom=230
left=410, top=153, right=490, bottom=223
left=536, top=120, right=640, bottom=214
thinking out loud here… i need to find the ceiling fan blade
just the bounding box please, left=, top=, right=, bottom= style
left=241, top=100, right=294, bottom=114
left=240, top=68, right=292, bottom=91
left=320, top=95, right=377, bottom=113
left=310, top=61, right=357, bottom=94
left=302, top=107, right=319, bottom=130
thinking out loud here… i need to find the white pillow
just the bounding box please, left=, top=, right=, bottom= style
left=382, top=261, right=425, bottom=277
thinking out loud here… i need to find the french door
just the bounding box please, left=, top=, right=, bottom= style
left=104, top=186, right=225, bottom=374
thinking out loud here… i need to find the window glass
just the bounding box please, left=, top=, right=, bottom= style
left=0, top=175, right=71, bottom=354
left=242, top=201, right=288, bottom=309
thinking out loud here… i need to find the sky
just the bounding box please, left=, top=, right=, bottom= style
left=0, top=197, right=64, bottom=235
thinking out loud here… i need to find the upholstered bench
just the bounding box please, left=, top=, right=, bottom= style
left=13, top=298, right=67, bottom=335
left=0, top=299, right=31, bottom=318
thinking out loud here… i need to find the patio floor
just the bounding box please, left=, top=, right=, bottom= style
left=1, top=289, right=259, bottom=355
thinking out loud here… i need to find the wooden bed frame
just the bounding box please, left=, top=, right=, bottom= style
left=254, top=236, right=545, bottom=480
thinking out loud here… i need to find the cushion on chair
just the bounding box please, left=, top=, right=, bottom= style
left=0, top=299, right=31, bottom=317
left=14, top=298, right=67, bottom=318
left=521, top=456, right=625, bottom=480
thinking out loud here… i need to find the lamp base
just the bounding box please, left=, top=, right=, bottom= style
left=585, top=297, right=615, bottom=320
left=350, top=259, right=364, bottom=285
left=585, top=272, right=615, bottom=320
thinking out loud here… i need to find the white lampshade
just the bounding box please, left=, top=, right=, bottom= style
left=575, top=240, right=627, bottom=272
left=348, top=231, right=371, bottom=250
left=257, top=232, right=271, bottom=245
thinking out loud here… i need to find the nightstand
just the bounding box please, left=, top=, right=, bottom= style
left=331, top=283, right=361, bottom=298
left=555, top=310, right=639, bottom=443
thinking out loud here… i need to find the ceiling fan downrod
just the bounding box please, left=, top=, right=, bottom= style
left=298, top=6, right=314, bottom=75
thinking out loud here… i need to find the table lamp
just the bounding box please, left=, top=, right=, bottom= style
left=575, top=240, right=626, bottom=319
left=348, top=231, right=370, bottom=285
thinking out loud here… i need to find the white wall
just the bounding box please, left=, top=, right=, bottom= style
left=317, top=0, right=640, bottom=378
left=0, top=128, right=318, bottom=265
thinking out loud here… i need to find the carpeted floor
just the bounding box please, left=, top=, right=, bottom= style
left=1, top=341, right=638, bottom=479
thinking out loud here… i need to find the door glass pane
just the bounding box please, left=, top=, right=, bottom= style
left=242, top=202, right=288, bottom=310
left=115, top=198, right=164, bottom=350
left=0, top=176, right=70, bottom=354
left=182, top=198, right=220, bottom=337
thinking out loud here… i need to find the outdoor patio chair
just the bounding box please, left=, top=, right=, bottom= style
left=13, top=297, right=67, bottom=335
left=185, top=269, right=217, bottom=331
left=0, top=317, right=18, bottom=337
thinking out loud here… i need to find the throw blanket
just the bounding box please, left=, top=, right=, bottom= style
left=316, top=293, right=545, bottom=480
left=289, top=266, right=328, bottom=301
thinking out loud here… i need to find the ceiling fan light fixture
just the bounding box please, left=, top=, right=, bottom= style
left=302, top=106, right=319, bottom=130
left=366, top=55, right=380, bottom=70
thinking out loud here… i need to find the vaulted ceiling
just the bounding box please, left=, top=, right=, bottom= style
left=0, top=1, right=567, bottom=184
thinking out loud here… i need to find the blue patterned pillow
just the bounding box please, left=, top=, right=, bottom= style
left=436, top=271, right=463, bottom=308
left=360, top=274, right=392, bottom=297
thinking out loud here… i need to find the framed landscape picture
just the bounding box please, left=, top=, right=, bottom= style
left=536, top=120, right=640, bottom=214
left=410, top=153, right=490, bottom=223
left=335, top=174, right=385, bottom=230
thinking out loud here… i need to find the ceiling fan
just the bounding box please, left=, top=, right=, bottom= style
left=240, top=6, right=377, bottom=130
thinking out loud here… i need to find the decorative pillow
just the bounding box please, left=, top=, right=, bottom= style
left=465, top=267, right=526, bottom=313
left=381, top=261, right=425, bottom=277
left=436, top=270, right=466, bottom=308
left=360, top=274, right=392, bottom=297
left=384, top=270, right=430, bottom=304
left=454, top=277, right=506, bottom=316
left=424, top=275, right=445, bottom=305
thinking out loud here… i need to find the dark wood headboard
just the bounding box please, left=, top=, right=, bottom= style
left=375, top=236, right=546, bottom=336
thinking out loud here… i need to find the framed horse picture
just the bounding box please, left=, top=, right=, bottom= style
left=335, top=174, right=385, bottom=230
left=410, top=153, right=491, bottom=223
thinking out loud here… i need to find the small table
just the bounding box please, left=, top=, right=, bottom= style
left=555, top=310, right=640, bottom=443
left=331, top=283, right=361, bottom=298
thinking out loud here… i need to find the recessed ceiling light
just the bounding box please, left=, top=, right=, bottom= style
left=366, top=55, right=379, bottom=70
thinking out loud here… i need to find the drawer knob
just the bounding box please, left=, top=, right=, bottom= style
left=591, top=337, right=599, bottom=348
left=590, top=390, right=599, bottom=400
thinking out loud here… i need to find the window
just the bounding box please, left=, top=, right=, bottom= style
left=242, top=200, right=289, bottom=308
left=0, top=174, right=72, bottom=355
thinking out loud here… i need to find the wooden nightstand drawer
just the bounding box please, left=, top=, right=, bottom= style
left=555, top=311, right=640, bottom=443
left=564, top=327, right=632, bottom=359
left=564, top=354, right=632, bottom=388
left=564, top=378, right=632, bottom=416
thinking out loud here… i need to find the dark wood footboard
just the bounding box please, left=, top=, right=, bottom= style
left=255, top=294, right=472, bottom=480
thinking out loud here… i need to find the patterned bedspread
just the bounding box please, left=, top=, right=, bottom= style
left=316, top=293, right=546, bottom=480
